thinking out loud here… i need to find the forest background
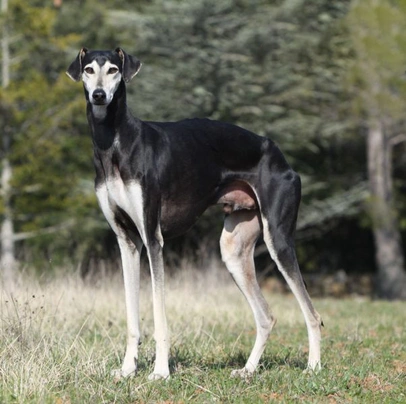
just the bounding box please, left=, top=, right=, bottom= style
left=1, top=0, right=406, bottom=299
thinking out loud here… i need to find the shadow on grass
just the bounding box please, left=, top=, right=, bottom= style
left=168, top=348, right=307, bottom=373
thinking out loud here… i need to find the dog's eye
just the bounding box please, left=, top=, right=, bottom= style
left=108, top=67, right=119, bottom=74
left=84, top=67, right=94, bottom=74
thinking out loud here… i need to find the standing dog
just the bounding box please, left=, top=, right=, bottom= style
left=67, top=47, right=322, bottom=380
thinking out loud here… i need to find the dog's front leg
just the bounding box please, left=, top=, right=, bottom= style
left=146, top=237, right=170, bottom=380
left=112, top=236, right=143, bottom=379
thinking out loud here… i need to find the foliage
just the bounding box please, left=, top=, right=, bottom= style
left=0, top=1, right=105, bottom=266
left=346, top=0, right=406, bottom=122
left=345, top=0, right=406, bottom=225
left=0, top=0, right=405, bottom=275
left=104, top=0, right=367, bottom=269
left=345, top=0, right=406, bottom=299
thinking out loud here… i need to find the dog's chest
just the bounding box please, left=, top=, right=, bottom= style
left=96, top=177, right=145, bottom=238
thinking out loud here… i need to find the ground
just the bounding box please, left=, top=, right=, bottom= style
left=1, top=261, right=405, bottom=403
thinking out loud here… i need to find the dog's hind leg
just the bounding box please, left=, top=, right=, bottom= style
left=259, top=168, right=322, bottom=372
left=220, top=210, right=276, bottom=378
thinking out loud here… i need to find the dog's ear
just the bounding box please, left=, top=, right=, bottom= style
left=66, top=48, right=88, bottom=82
left=115, top=48, right=142, bottom=83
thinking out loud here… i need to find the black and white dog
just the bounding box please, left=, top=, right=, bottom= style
left=67, top=48, right=322, bottom=380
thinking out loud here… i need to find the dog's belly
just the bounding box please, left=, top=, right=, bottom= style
left=160, top=199, right=211, bottom=239
left=159, top=180, right=258, bottom=239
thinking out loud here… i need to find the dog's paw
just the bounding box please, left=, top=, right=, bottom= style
left=111, top=368, right=136, bottom=382
left=303, top=361, right=321, bottom=375
left=303, top=362, right=321, bottom=375
left=231, top=367, right=253, bottom=381
left=147, top=371, right=170, bottom=381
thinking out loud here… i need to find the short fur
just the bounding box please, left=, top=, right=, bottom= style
left=67, top=47, right=322, bottom=380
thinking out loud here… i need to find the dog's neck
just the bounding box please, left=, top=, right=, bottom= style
left=85, top=80, right=142, bottom=185
left=86, top=80, right=130, bottom=151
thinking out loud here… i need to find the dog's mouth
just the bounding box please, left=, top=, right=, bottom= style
left=92, top=98, right=108, bottom=106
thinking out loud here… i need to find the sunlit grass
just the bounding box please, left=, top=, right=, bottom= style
left=1, top=263, right=405, bottom=403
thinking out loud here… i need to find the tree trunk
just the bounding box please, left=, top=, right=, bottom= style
left=1, top=153, right=15, bottom=285
left=1, top=0, right=9, bottom=88
left=1, top=0, right=16, bottom=287
left=367, top=120, right=406, bottom=299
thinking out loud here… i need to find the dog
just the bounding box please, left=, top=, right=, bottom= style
left=66, top=47, right=322, bottom=380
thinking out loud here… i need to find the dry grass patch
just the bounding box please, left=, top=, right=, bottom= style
left=1, top=264, right=405, bottom=403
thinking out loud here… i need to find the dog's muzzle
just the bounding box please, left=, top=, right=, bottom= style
left=92, top=89, right=107, bottom=105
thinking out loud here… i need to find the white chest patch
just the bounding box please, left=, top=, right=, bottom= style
left=96, top=178, right=146, bottom=242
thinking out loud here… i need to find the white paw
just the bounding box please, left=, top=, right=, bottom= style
left=303, top=362, right=321, bottom=375
left=231, top=367, right=253, bottom=380
left=148, top=371, right=170, bottom=381
left=111, top=368, right=136, bottom=381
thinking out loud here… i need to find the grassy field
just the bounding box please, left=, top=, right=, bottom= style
left=1, top=264, right=405, bottom=403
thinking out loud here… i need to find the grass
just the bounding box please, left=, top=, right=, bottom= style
left=0, top=263, right=405, bottom=403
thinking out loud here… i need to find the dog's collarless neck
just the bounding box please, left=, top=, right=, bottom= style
left=87, top=82, right=128, bottom=151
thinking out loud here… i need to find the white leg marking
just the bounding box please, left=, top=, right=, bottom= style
left=98, top=178, right=171, bottom=379
left=220, top=211, right=275, bottom=377
left=96, top=181, right=149, bottom=379
left=95, top=183, right=119, bottom=232
left=97, top=179, right=147, bottom=242
left=147, top=241, right=170, bottom=380
left=111, top=237, right=143, bottom=379
left=261, top=216, right=321, bottom=371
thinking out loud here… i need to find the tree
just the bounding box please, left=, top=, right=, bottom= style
left=117, top=0, right=364, bottom=259
left=1, top=0, right=16, bottom=286
left=55, top=0, right=363, bottom=271
left=0, top=1, right=102, bottom=275
left=346, top=0, right=406, bottom=299
left=3, top=0, right=402, bottom=285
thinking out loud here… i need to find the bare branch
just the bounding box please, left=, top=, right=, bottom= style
left=13, top=220, right=75, bottom=242
left=389, top=133, right=406, bottom=146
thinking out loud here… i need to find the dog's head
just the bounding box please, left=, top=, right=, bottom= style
left=66, top=48, right=141, bottom=106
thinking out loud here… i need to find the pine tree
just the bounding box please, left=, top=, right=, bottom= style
left=346, top=0, right=406, bottom=299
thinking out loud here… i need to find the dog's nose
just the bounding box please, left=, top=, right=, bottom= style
left=92, top=89, right=107, bottom=102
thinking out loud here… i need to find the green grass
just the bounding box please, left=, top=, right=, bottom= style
left=1, top=265, right=405, bottom=403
